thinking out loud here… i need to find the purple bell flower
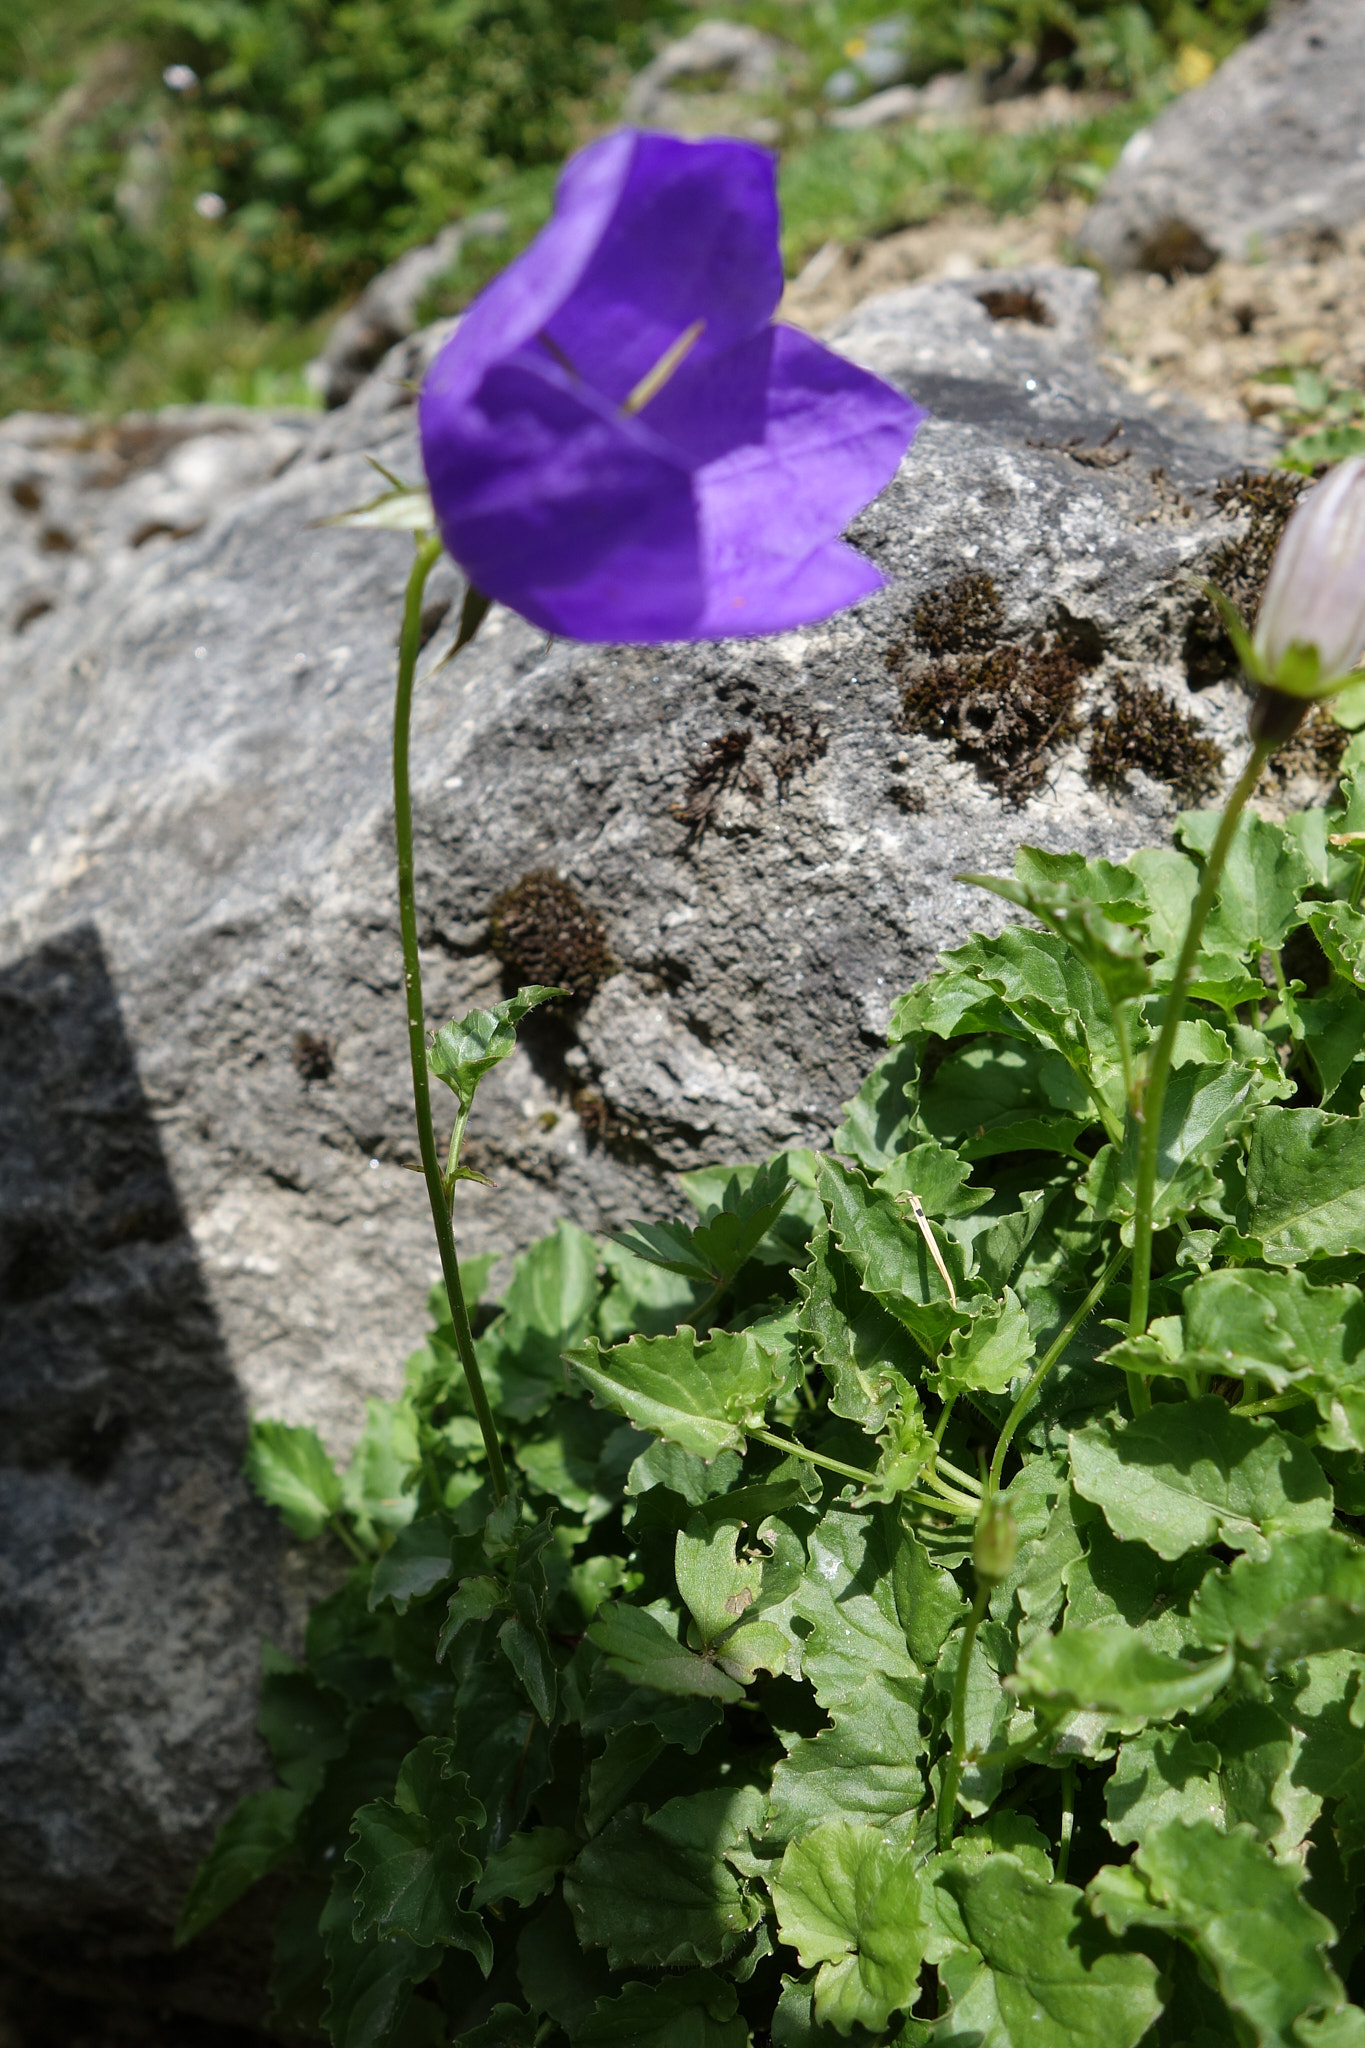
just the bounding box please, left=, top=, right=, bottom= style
left=418, top=130, right=924, bottom=643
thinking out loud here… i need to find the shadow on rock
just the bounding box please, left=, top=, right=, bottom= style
left=0, top=924, right=288, bottom=2037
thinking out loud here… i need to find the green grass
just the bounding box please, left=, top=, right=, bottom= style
left=0, top=0, right=1267, bottom=416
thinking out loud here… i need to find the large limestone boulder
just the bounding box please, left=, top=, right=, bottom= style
left=0, top=262, right=1298, bottom=1996
left=1079, top=0, right=1365, bottom=276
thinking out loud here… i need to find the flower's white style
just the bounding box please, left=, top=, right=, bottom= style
left=1252, top=456, right=1365, bottom=697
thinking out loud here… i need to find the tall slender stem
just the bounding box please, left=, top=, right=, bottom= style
left=988, top=1243, right=1130, bottom=1496
left=938, top=1578, right=990, bottom=1852
left=1124, top=736, right=1276, bottom=1394
left=393, top=542, right=508, bottom=1502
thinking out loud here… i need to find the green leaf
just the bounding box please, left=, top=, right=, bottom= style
left=1082, top=1061, right=1269, bottom=1238
left=368, top=1519, right=455, bottom=1614
left=1182, top=1267, right=1365, bottom=1391
left=454, top=2007, right=541, bottom=2048
left=346, top=1737, right=490, bottom=1967
left=817, top=1156, right=972, bottom=1360
left=564, top=1787, right=764, bottom=1969
left=676, top=1515, right=763, bottom=1648
left=767, top=1688, right=928, bottom=1846
left=795, top=1218, right=919, bottom=1432
left=259, top=1653, right=349, bottom=1795
left=567, top=1324, right=787, bottom=1461
left=610, top=1217, right=718, bottom=1287
left=834, top=1037, right=921, bottom=1170
left=1104, top=1728, right=1225, bottom=1847
left=480, top=1220, right=601, bottom=1423
left=473, top=1827, right=575, bottom=1909
left=1190, top=1530, right=1365, bottom=1671
left=1242, top=1107, right=1365, bottom=1263
left=245, top=1419, right=342, bottom=1540
left=936, top=1289, right=1035, bottom=1398
left=931, top=1854, right=1161, bottom=2048
left=175, top=1786, right=306, bottom=1944
left=1009, top=1621, right=1234, bottom=1722
left=342, top=1397, right=419, bottom=1543
left=323, top=481, right=436, bottom=532
left=771, top=1820, right=928, bottom=2035
left=1296, top=987, right=1365, bottom=1102
left=1069, top=1401, right=1334, bottom=1562
left=769, top=1510, right=928, bottom=1843
left=1177, top=808, right=1311, bottom=954
left=427, top=985, right=562, bottom=1110
left=1089, top=1819, right=1352, bottom=2046
left=863, top=1396, right=937, bottom=1504
left=962, top=851, right=1151, bottom=1008
left=1301, top=900, right=1365, bottom=989
left=587, top=1602, right=744, bottom=1703
left=614, top=1157, right=794, bottom=1289
left=320, top=1867, right=440, bottom=2048
left=575, top=1971, right=750, bottom=2048
left=935, top=923, right=1139, bottom=1129
left=918, top=1037, right=1093, bottom=1160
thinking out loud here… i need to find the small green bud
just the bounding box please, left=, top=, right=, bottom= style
left=973, top=1500, right=1018, bottom=1584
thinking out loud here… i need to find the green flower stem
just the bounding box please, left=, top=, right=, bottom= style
left=938, top=1577, right=991, bottom=1852
left=1056, top=1762, right=1077, bottom=1884
left=988, top=1243, right=1130, bottom=1496
left=328, top=1514, right=371, bottom=1565
left=931, top=1453, right=982, bottom=1496
left=1125, top=734, right=1278, bottom=1397
left=393, top=540, right=508, bottom=1504
left=752, top=1427, right=977, bottom=1514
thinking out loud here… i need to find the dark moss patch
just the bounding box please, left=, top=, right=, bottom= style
left=912, top=571, right=1004, bottom=656
left=671, top=728, right=763, bottom=839
left=1184, top=469, right=1307, bottom=688
left=291, top=1029, right=333, bottom=1083
left=1258, top=704, right=1351, bottom=796
left=760, top=709, right=828, bottom=798
left=976, top=286, right=1051, bottom=326
left=898, top=633, right=1090, bottom=803
left=1087, top=679, right=1224, bottom=802
left=487, top=870, right=615, bottom=1000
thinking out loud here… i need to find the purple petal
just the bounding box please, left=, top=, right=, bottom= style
left=422, top=131, right=640, bottom=419
left=684, top=324, right=923, bottom=634
left=424, top=358, right=704, bottom=642
left=544, top=132, right=783, bottom=408
left=698, top=539, right=886, bottom=639
left=420, top=132, right=782, bottom=426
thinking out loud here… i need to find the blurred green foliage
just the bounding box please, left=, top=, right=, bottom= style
left=0, top=0, right=1267, bottom=416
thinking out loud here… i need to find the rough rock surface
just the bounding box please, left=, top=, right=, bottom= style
left=0, top=263, right=1299, bottom=1986
left=308, top=209, right=508, bottom=409
left=1079, top=0, right=1365, bottom=275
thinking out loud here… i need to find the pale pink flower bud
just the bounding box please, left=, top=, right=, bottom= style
left=1252, top=456, right=1365, bottom=697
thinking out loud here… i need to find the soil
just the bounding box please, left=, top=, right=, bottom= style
left=782, top=191, right=1365, bottom=448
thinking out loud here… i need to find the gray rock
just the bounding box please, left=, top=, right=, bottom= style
left=826, top=71, right=984, bottom=131
left=622, top=20, right=787, bottom=141
left=1079, top=0, right=1365, bottom=275
left=0, top=263, right=1289, bottom=1986
left=309, top=211, right=509, bottom=409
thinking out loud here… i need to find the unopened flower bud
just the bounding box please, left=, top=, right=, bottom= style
left=1252, top=457, right=1365, bottom=698
left=973, top=1500, right=1017, bottom=1584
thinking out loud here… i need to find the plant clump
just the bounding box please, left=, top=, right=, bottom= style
left=910, top=570, right=1004, bottom=655
left=1086, top=678, right=1225, bottom=801
left=487, top=869, right=615, bottom=1000
left=1184, top=469, right=1307, bottom=686
left=1259, top=703, right=1352, bottom=798
left=898, top=635, right=1089, bottom=802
